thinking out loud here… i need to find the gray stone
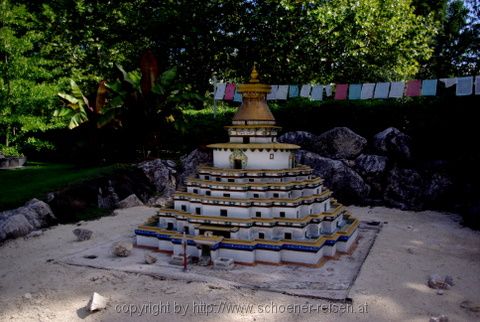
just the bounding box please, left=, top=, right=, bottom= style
left=23, top=293, right=32, bottom=300
left=354, top=154, right=388, bottom=177
left=178, top=149, right=212, bottom=188
left=444, top=275, right=454, bottom=286
left=25, top=230, right=43, bottom=239
left=296, top=150, right=370, bottom=203
left=384, top=167, right=425, bottom=210
left=373, top=127, right=412, bottom=161
left=116, top=194, right=144, bottom=209
left=88, top=292, right=108, bottom=312
left=97, top=180, right=120, bottom=209
left=73, top=228, right=93, bottom=241
left=0, top=199, right=55, bottom=242
left=138, top=159, right=177, bottom=198
left=313, top=127, right=367, bottom=160
left=429, top=315, right=448, bottom=322
left=112, top=241, right=133, bottom=257
left=277, top=131, right=317, bottom=150
left=427, top=274, right=450, bottom=290
left=460, top=300, right=480, bottom=312
left=144, top=253, right=157, bottom=264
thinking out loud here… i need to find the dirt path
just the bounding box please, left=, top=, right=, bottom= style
left=0, top=206, right=479, bottom=321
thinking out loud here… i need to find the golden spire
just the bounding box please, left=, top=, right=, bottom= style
left=233, top=66, right=275, bottom=125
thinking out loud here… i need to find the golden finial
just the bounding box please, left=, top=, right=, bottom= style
left=250, top=64, right=259, bottom=83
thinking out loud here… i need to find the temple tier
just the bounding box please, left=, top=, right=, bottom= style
left=135, top=67, right=359, bottom=265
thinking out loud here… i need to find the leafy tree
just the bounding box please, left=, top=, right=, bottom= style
left=0, top=0, right=65, bottom=155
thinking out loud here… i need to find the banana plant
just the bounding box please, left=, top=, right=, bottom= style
left=54, top=80, right=90, bottom=129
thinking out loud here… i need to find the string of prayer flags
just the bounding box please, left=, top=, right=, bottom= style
left=405, top=80, right=421, bottom=97
left=389, top=82, right=405, bottom=98
left=348, top=84, right=362, bottom=100
left=334, top=84, right=348, bottom=100
left=289, top=85, right=299, bottom=98
left=224, top=83, right=236, bottom=100
left=214, top=83, right=226, bottom=100
left=456, top=76, right=473, bottom=96
left=310, top=85, right=323, bottom=101
left=276, top=85, right=289, bottom=100
left=475, top=76, right=480, bottom=95
left=360, top=83, right=375, bottom=99
left=300, top=85, right=312, bottom=98
left=267, top=85, right=278, bottom=100
left=374, top=82, right=390, bottom=99
left=421, top=79, right=437, bottom=96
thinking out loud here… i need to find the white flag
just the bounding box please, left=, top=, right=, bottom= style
left=214, top=83, right=226, bottom=100
left=310, top=85, right=323, bottom=101
left=300, top=85, right=312, bottom=97
left=456, top=76, right=473, bottom=96
left=360, top=83, right=375, bottom=99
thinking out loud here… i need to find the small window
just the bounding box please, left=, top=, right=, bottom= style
left=258, top=232, right=265, bottom=239
left=253, top=193, right=259, bottom=198
left=228, top=179, right=234, bottom=182
left=256, top=211, right=261, bottom=217
left=316, top=189, right=319, bottom=194
left=204, top=175, right=210, bottom=180
left=181, top=205, right=187, bottom=212
left=184, top=226, right=189, bottom=234
left=249, top=178, right=254, bottom=182
left=193, top=189, right=198, bottom=194
left=220, top=209, right=227, bottom=216
left=243, top=137, right=250, bottom=143
left=195, top=207, right=201, bottom=215
left=280, top=211, right=285, bottom=218
left=206, top=191, right=211, bottom=196
left=270, top=153, right=274, bottom=159
left=167, top=222, right=174, bottom=230
left=223, top=193, right=230, bottom=197
left=273, top=193, right=279, bottom=198
left=216, top=177, right=221, bottom=182
left=284, top=232, right=292, bottom=240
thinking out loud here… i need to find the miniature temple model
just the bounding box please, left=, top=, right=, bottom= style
left=135, top=67, right=359, bottom=265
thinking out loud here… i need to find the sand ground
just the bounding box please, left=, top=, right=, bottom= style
left=0, top=206, right=479, bottom=321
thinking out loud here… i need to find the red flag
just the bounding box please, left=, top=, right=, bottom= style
left=334, top=84, right=348, bottom=100
left=405, top=80, right=421, bottom=97
left=224, top=83, right=236, bottom=100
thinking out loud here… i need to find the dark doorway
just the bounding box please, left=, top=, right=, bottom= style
left=201, top=245, right=211, bottom=257
left=243, top=137, right=250, bottom=143
left=284, top=232, right=292, bottom=240
left=167, top=222, right=174, bottom=230
left=234, top=159, right=242, bottom=169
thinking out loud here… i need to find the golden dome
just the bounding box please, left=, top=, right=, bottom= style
left=233, top=66, right=275, bottom=125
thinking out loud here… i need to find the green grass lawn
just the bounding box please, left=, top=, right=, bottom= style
left=0, top=162, right=120, bottom=211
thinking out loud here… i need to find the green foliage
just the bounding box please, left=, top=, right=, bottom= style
left=0, top=144, right=22, bottom=157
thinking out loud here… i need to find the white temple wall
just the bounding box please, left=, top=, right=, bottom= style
left=337, top=229, right=358, bottom=252
left=281, top=249, right=322, bottom=264
left=200, top=204, right=250, bottom=218
left=136, top=235, right=158, bottom=248
left=213, top=149, right=291, bottom=169
left=256, top=250, right=281, bottom=263
left=218, top=248, right=255, bottom=264
left=322, top=245, right=336, bottom=257
left=158, top=239, right=174, bottom=252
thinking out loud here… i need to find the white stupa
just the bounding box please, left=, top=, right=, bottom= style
left=135, top=67, right=359, bottom=266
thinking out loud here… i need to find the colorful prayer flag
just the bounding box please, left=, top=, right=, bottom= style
left=334, top=84, right=348, bottom=100
left=310, top=85, right=323, bottom=101
left=289, top=85, right=299, bottom=98
left=440, top=78, right=456, bottom=88
left=214, top=83, right=226, bottom=100
left=233, top=89, right=242, bottom=102
left=374, top=82, right=390, bottom=99
left=360, top=83, right=375, bottom=99
left=456, top=76, right=473, bottom=96
left=389, top=82, right=405, bottom=98
left=267, top=85, right=278, bottom=100
left=405, top=80, right=421, bottom=97
left=421, top=79, right=437, bottom=96
left=300, top=85, right=312, bottom=98
left=224, top=83, right=236, bottom=100
left=348, top=84, right=362, bottom=100
left=276, top=85, right=289, bottom=100
left=325, top=85, right=332, bottom=97
left=475, top=76, right=480, bottom=95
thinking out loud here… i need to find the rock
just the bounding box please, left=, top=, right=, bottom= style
left=424, top=173, right=453, bottom=208
left=354, top=154, right=388, bottom=177
left=429, top=315, right=448, bottom=322
left=144, top=253, right=157, bottom=264
left=138, top=159, right=177, bottom=198
left=116, top=194, right=144, bottom=209
left=296, top=150, right=370, bottom=203
left=88, top=292, right=108, bottom=312
left=97, top=180, right=120, bottom=209
left=427, top=274, right=450, bottom=290
left=384, top=167, right=425, bottom=210
left=178, top=149, right=212, bottom=188
left=373, top=127, right=412, bottom=161
left=277, top=131, right=317, bottom=150
left=313, top=127, right=367, bottom=160
left=112, top=241, right=133, bottom=257
left=23, top=293, right=32, bottom=300
left=73, top=228, right=93, bottom=241
left=436, top=290, right=444, bottom=295
left=460, top=300, right=480, bottom=312
left=444, top=275, right=454, bottom=286
left=0, top=199, right=55, bottom=242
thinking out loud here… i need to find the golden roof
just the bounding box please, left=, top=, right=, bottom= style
left=233, top=66, right=275, bottom=124
left=206, top=143, right=299, bottom=150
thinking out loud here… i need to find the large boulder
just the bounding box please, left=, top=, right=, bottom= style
left=373, top=127, right=412, bottom=161
left=116, top=194, right=144, bottom=209
left=277, top=131, right=317, bottom=150
left=384, top=167, right=425, bottom=210
left=297, top=150, right=370, bottom=204
left=354, top=154, right=389, bottom=198
left=178, top=149, right=213, bottom=187
left=138, top=159, right=177, bottom=197
left=0, top=199, right=56, bottom=242
left=313, top=127, right=367, bottom=160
